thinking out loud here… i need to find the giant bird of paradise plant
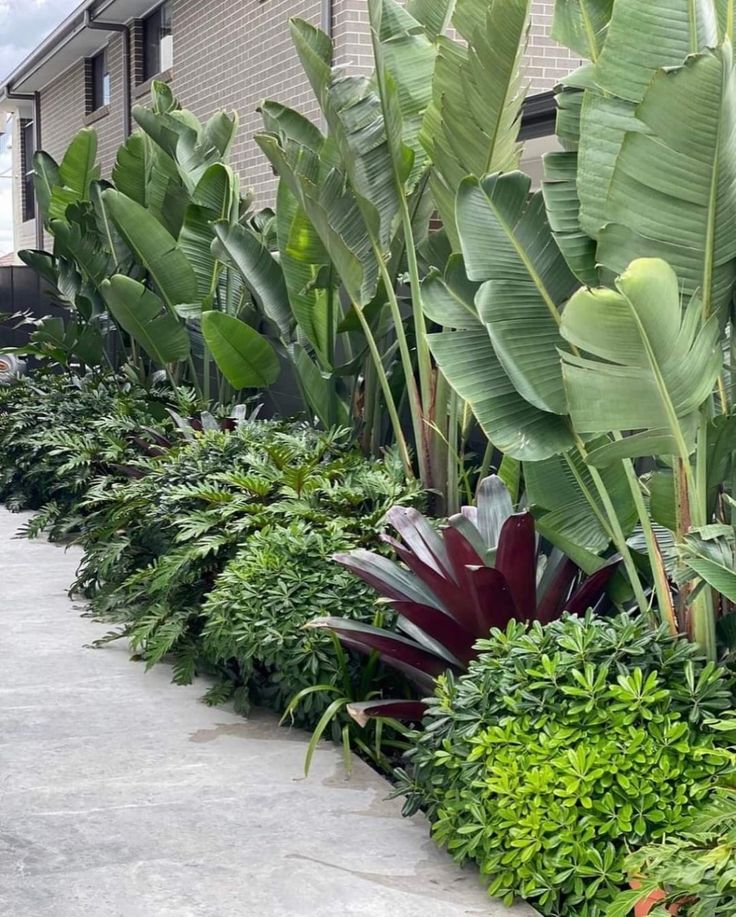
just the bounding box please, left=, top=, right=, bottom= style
left=423, top=0, right=736, bottom=659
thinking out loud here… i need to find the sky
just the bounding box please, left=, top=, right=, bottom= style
left=0, top=0, right=80, bottom=254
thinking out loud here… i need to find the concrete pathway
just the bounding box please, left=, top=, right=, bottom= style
left=0, top=508, right=535, bottom=917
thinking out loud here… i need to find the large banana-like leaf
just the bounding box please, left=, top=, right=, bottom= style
left=32, top=151, right=60, bottom=225
left=58, top=128, right=99, bottom=201
left=552, top=0, right=613, bottom=60
left=276, top=181, right=332, bottom=365
left=576, top=0, right=718, bottom=240
left=560, top=258, right=721, bottom=462
left=102, top=189, right=198, bottom=312
left=457, top=172, right=577, bottom=415
left=200, top=311, right=280, bottom=388
left=100, top=275, right=190, bottom=365
left=179, top=164, right=235, bottom=302
left=256, top=127, right=376, bottom=306
left=427, top=251, right=574, bottom=461
left=525, top=445, right=637, bottom=554
left=370, top=0, right=437, bottom=189
left=288, top=342, right=350, bottom=428
left=406, top=0, right=454, bottom=38
left=598, top=42, right=736, bottom=322
left=212, top=221, right=292, bottom=336
left=112, top=132, right=148, bottom=206
left=421, top=0, right=530, bottom=246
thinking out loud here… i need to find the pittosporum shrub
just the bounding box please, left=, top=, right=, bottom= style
left=397, top=613, right=736, bottom=917
left=200, top=520, right=399, bottom=726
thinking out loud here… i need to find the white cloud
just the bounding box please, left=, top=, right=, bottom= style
left=0, top=0, right=80, bottom=255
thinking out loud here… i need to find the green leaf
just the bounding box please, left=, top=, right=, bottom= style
left=58, top=128, right=99, bottom=200
left=276, top=180, right=332, bottom=363
left=552, top=0, right=613, bottom=61
left=429, top=326, right=574, bottom=460
left=212, top=221, right=292, bottom=336
left=32, top=151, right=60, bottom=224
left=200, top=311, right=280, bottom=388
left=525, top=445, right=636, bottom=554
left=112, top=132, right=148, bottom=206
left=560, top=258, right=722, bottom=458
left=101, top=275, right=190, bottom=365
left=102, top=188, right=198, bottom=311
left=457, top=172, right=577, bottom=415
left=422, top=0, right=530, bottom=245
left=597, top=41, right=736, bottom=322
left=289, top=342, right=349, bottom=428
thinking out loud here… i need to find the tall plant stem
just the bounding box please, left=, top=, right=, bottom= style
left=574, top=438, right=651, bottom=617
left=352, top=299, right=413, bottom=477
left=187, top=354, right=203, bottom=400
left=692, top=407, right=717, bottom=658
left=619, top=452, right=677, bottom=633
left=399, top=194, right=432, bottom=407
left=377, top=256, right=426, bottom=481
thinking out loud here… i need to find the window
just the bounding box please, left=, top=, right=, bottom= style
left=21, top=119, right=35, bottom=223
left=143, top=2, right=173, bottom=81
left=91, top=48, right=111, bottom=111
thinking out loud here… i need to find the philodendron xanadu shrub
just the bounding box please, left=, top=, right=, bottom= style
left=0, top=372, right=185, bottom=537
left=397, top=614, right=736, bottom=917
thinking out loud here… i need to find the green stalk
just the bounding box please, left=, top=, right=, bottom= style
left=377, top=256, right=426, bottom=481
left=574, top=437, right=651, bottom=617
left=352, top=299, right=413, bottom=478
left=620, top=454, right=677, bottom=634
left=446, top=391, right=460, bottom=516
left=692, top=407, right=717, bottom=658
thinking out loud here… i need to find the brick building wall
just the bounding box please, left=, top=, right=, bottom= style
left=170, top=0, right=323, bottom=205
left=10, top=0, right=580, bottom=253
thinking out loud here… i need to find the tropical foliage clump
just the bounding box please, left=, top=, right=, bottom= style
left=0, top=372, right=188, bottom=536
left=612, top=786, right=736, bottom=916
left=71, top=422, right=419, bottom=724
left=397, top=614, right=736, bottom=917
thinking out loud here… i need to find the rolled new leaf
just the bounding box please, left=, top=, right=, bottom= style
left=200, top=311, right=280, bottom=389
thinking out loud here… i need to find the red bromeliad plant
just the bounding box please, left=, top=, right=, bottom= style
left=311, top=476, right=619, bottom=724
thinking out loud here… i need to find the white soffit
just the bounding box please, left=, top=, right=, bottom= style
left=2, top=0, right=161, bottom=98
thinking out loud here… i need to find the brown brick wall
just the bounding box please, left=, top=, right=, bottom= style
left=169, top=0, right=323, bottom=207
left=14, top=0, right=581, bottom=251
left=526, top=0, right=582, bottom=93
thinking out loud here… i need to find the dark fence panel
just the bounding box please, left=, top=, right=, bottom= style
left=0, top=265, right=63, bottom=349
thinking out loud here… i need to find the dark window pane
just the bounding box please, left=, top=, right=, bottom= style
left=21, top=120, right=34, bottom=223
left=143, top=4, right=172, bottom=81
left=91, top=49, right=109, bottom=111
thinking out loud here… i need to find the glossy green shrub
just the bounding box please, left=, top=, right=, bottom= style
left=201, top=521, right=397, bottom=727
left=398, top=614, right=736, bottom=917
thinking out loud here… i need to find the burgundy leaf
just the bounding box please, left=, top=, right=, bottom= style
left=466, top=565, right=519, bottom=637
left=565, top=558, right=620, bottom=615
left=390, top=600, right=477, bottom=666
left=535, top=557, right=579, bottom=625
left=347, top=700, right=428, bottom=727
left=334, top=550, right=443, bottom=609
left=140, top=426, right=172, bottom=448
left=443, top=525, right=486, bottom=586
left=381, top=535, right=477, bottom=627
left=309, top=617, right=448, bottom=691
left=495, top=512, right=537, bottom=620
left=387, top=506, right=455, bottom=580
left=109, top=463, right=148, bottom=479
